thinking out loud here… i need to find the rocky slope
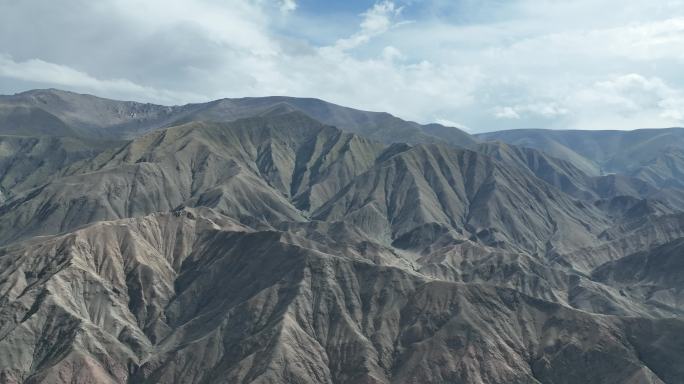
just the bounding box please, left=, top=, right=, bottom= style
left=0, top=135, right=118, bottom=203
left=2, top=208, right=683, bottom=383
left=1, top=90, right=684, bottom=383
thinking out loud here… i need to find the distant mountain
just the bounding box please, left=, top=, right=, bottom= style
left=0, top=104, right=78, bottom=137
left=0, top=89, right=182, bottom=139
left=0, top=89, right=478, bottom=148
left=477, top=128, right=684, bottom=189
left=1, top=90, right=684, bottom=384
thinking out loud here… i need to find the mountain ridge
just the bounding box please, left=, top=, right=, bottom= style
left=1, top=89, right=684, bottom=383
left=0, top=89, right=478, bottom=149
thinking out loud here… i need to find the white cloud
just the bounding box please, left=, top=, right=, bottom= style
left=0, top=54, right=201, bottom=104
left=112, top=0, right=277, bottom=55
left=1, top=0, right=684, bottom=131
left=567, top=73, right=684, bottom=128
left=494, top=103, right=567, bottom=120
left=435, top=118, right=472, bottom=132
left=332, top=1, right=403, bottom=51
left=491, top=73, right=684, bottom=128
left=279, top=0, right=297, bottom=13
left=660, top=98, right=684, bottom=121
left=381, top=46, right=404, bottom=62
left=494, top=107, right=521, bottom=120
left=495, top=17, right=684, bottom=63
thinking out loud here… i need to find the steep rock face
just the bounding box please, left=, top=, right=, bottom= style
left=88, top=111, right=386, bottom=212
left=478, top=141, right=602, bottom=200
left=1, top=112, right=609, bottom=255
left=0, top=208, right=245, bottom=383
left=0, top=113, right=385, bottom=244
left=2, top=210, right=683, bottom=384
left=314, top=143, right=607, bottom=255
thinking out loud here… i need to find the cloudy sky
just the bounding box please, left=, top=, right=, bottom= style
left=1, top=0, right=683, bottom=132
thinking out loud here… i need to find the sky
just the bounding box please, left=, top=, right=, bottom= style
left=1, top=0, right=683, bottom=132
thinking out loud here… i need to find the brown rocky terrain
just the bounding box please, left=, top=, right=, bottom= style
left=1, top=90, right=683, bottom=383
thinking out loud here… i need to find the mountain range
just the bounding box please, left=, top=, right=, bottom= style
left=0, top=89, right=683, bottom=384
left=478, top=128, right=684, bottom=189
